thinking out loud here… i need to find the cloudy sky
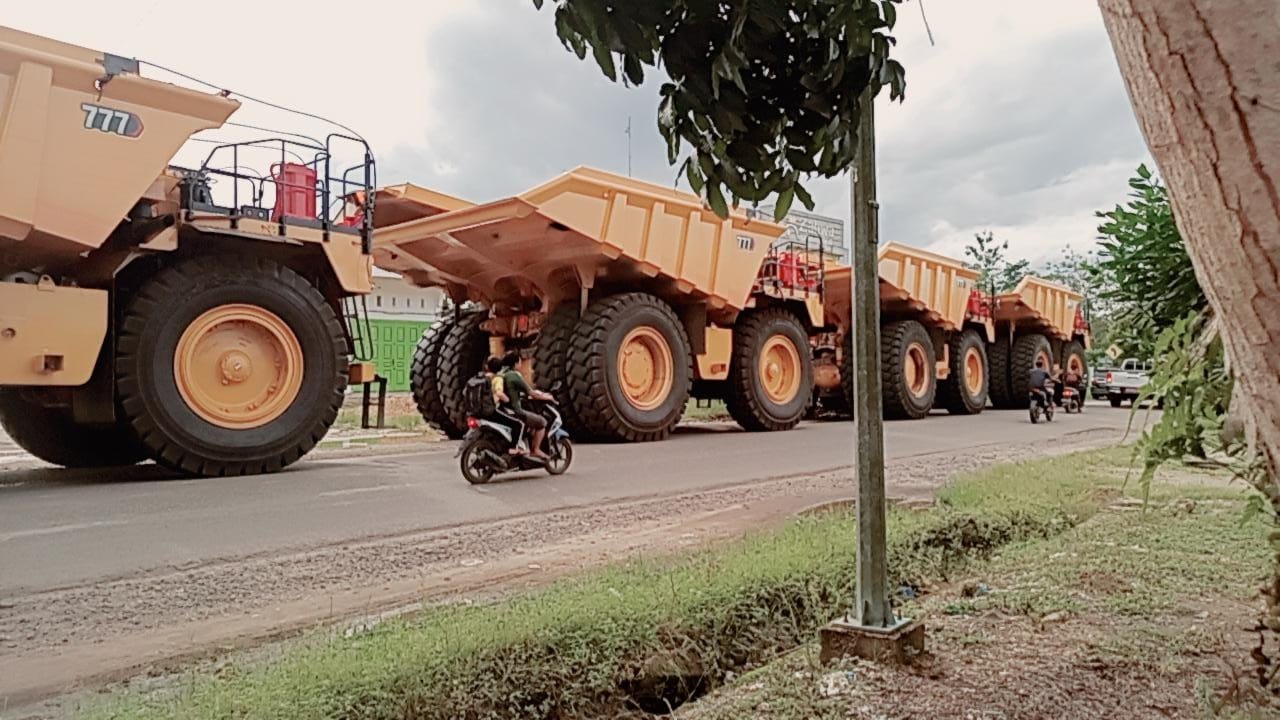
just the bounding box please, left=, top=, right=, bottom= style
left=9, top=1, right=1151, bottom=265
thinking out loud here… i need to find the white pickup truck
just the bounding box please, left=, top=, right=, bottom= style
left=1094, top=358, right=1152, bottom=408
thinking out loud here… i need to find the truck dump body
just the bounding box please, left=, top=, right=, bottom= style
left=373, top=167, right=784, bottom=319
left=0, top=26, right=238, bottom=267
left=992, top=276, right=1088, bottom=346
left=822, top=242, right=984, bottom=335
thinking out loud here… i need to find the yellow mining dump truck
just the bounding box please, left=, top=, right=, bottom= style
left=988, top=276, right=1091, bottom=409
left=372, top=167, right=828, bottom=442
left=815, top=242, right=994, bottom=419
left=0, top=27, right=375, bottom=475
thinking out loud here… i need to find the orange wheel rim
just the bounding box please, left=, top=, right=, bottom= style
left=174, top=304, right=304, bottom=429
left=964, top=346, right=984, bottom=395
left=617, top=326, right=673, bottom=411
left=1068, top=354, right=1085, bottom=374
left=905, top=342, right=929, bottom=398
left=1038, top=350, right=1053, bottom=374
left=760, top=335, right=802, bottom=404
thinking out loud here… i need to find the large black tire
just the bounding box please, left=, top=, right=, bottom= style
left=0, top=390, right=147, bottom=468
left=437, top=311, right=490, bottom=432
left=116, top=255, right=346, bottom=476
left=1061, top=340, right=1088, bottom=379
left=410, top=316, right=464, bottom=439
left=568, top=293, right=691, bottom=442
left=988, top=337, right=1013, bottom=409
left=938, top=329, right=989, bottom=415
left=533, top=306, right=588, bottom=437
left=1009, top=333, right=1053, bottom=410
left=881, top=320, right=937, bottom=420
left=840, top=333, right=855, bottom=413
left=725, top=309, right=813, bottom=432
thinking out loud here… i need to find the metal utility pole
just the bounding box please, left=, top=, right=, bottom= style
left=849, top=87, right=892, bottom=629
left=820, top=86, right=921, bottom=664
left=625, top=116, right=633, bottom=177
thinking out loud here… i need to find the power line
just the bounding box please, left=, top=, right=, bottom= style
left=137, top=59, right=367, bottom=143
left=917, top=0, right=936, bottom=46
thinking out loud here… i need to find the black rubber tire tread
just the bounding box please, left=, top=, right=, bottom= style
left=724, top=309, right=813, bottom=432
left=0, top=390, right=147, bottom=468
left=840, top=333, right=855, bottom=415
left=116, top=255, right=346, bottom=476
left=568, top=293, right=692, bottom=443
left=880, top=320, right=936, bottom=420
left=410, top=316, right=464, bottom=439
left=938, top=329, right=988, bottom=415
left=988, top=337, right=1013, bottom=409
left=533, top=306, right=589, bottom=438
left=1110, top=395, right=1123, bottom=408
left=1061, top=341, right=1087, bottom=377
left=1009, top=333, right=1052, bottom=410
left=437, top=311, right=491, bottom=433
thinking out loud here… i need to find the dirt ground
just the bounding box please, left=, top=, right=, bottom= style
left=682, top=476, right=1276, bottom=720
left=2, top=429, right=1128, bottom=717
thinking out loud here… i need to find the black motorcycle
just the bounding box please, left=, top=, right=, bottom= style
left=457, top=398, right=573, bottom=485
left=1029, top=382, right=1055, bottom=424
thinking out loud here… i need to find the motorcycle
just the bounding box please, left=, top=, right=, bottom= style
left=1029, top=383, right=1055, bottom=424
left=1061, top=385, right=1083, bottom=414
left=457, top=397, right=573, bottom=485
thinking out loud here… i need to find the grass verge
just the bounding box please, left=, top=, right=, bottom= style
left=683, top=462, right=1270, bottom=719
left=87, top=447, right=1153, bottom=720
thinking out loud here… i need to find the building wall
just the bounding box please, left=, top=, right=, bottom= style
left=360, top=273, right=444, bottom=392
left=760, top=207, right=848, bottom=264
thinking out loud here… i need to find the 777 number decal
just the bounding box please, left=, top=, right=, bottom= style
left=80, top=102, right=143, bottom=138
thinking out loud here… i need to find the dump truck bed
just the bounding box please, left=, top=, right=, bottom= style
left=0, top=26, right=239, bottom=266
left=992, top=275, right=1086, bottom=343
left=372, top=167, right=785, bottom=315
left=822, top=242, right=981, bottom=332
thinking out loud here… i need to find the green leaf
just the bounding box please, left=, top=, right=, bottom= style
left=705, top=181, right=729, bottom=219
left=773, top=187, right=795, bottom=221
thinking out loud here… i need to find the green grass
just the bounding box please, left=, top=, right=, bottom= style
left=682, top=399, right=733, bottom=422
left=84, top=446, right=1173, bottom=720
left=682, top=464, right=1268, bottom=720
left=333, top=408, right=425, bottom=432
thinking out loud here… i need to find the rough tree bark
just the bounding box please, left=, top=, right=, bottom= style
left=1098, top=0, right=1280, bottom=480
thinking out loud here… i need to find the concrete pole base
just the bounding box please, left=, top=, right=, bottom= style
left=818, top=617, right=924, bottom=666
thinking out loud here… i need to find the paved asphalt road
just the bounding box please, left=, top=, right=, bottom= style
left=0, top=406, right=1136, bottom=593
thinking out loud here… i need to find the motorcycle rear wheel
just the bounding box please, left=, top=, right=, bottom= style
left=460, top=434, right=503, bottom=485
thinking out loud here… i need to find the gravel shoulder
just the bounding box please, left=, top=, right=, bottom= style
left=2, top=425, right=1126, bottom=716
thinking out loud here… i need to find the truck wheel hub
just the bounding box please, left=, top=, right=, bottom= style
left=174, top=304, right=305, bottom=430
left=759, top=336, right=801, bottom=404
left=220, top=351, right=253, bottom=383
left=964, top=346, right=984, bottom=395
left=906, top=343, right=929, bottom=397
left=618, top=326, right=673, bottom=411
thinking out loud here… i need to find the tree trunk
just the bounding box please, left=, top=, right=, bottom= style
left=1098, top=0, right=1280, bottom=479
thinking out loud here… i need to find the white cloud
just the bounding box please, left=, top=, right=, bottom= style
left=7, top=0, right=1153, bottom=267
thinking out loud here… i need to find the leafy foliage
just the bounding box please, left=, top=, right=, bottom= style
left=964, top=231, right=1030, bottom=294
left=1040, top=245, right=1115, bottom=364
left=1129, top=312, right=1231, bottom=500
left=1093, top=165, right=1207, bottom=358
left=532, top=0, right=906, bottom=219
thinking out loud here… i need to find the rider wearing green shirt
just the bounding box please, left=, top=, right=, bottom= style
left=501, top=351, right=552, bottom=459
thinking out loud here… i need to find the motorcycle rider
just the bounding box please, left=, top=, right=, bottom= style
left=501, top=351, right=554, bottom=460
left=1060, top=364, right=1084, bottom=406
left=485, top=355, right=527, bottom=455
left=1029, top=358, right=1051, bottom=411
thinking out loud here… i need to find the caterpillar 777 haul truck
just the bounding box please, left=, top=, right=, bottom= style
left=987, top=276, right=1092, bottom=409
left=815, top=243, right=995, bottom=419
left=371, top=168, right=828, bottom=442
left=0, top=26, right=376, bottom=475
